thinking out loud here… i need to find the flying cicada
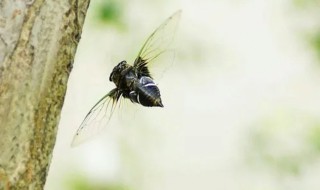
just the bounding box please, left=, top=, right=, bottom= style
left=71, top=10, right=182, bottom=146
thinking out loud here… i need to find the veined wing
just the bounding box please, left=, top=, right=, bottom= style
left=71, top=88, right=122, bottom=147
left=134, top=10, right=182, bottom=77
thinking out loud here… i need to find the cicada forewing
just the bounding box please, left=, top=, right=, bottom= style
left=134, top=10, right=182, bottom=80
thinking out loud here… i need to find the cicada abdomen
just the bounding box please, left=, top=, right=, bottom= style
left=129, top=76, right=163, bottom=107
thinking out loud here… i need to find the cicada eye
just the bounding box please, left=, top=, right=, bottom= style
left=109, top=73, right=113, bottom=81
left=120, top=60, right=127, bottom=66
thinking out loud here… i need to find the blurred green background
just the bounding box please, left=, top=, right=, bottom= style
left=46, top=0, right=320, bottom=189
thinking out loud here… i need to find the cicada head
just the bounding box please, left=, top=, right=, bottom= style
left=109, top=60, right=128, bottom=83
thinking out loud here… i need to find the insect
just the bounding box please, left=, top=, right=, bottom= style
left=71, top=10, right=182, bottom=146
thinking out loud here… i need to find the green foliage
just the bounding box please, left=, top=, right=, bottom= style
left=95, top=0, right=123, bottom=26
left=291, top=0, right=320, bottom=62
left=292, top=0, right=320, bottom=8
left=307, top=124, right=320, bottom=152
left=65, top=175, right=130, bottom=190
left=310, top=31, right=320, bottom=60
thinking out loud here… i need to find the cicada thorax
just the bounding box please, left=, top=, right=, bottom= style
left=134, top=57, right=151, bottom=78
left=129, top=76, right=163, bottom=107
left=111, top=63, right=163, bottom=107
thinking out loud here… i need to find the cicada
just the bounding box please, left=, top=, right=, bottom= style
left=71, top=10, right=181, bottom=146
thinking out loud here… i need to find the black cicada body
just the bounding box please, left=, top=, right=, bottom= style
left=71, top=10, right=181, bottom=146
left=109, top=60, right=163, bottom=107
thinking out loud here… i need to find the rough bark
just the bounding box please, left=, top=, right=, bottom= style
left=0, top=0, right=90, bottom=189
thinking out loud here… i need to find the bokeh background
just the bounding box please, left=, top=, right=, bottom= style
left=46, top=0, right=320, bottom=189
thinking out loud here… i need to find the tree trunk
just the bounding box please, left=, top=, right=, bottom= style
left=0, top=0, right=90, bottom=189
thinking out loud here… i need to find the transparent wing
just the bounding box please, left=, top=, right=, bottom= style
left=134, top=10, right=182, bottom=78
left=71, top=88, right=122, bottom=147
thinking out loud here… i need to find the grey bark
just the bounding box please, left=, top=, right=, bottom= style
left=0, top=0, right=90, bottom=189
